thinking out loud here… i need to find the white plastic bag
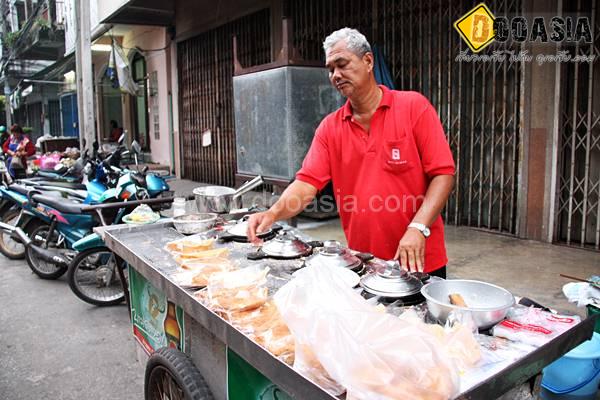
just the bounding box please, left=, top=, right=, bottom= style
left=274, top=265, right=480, bottom=400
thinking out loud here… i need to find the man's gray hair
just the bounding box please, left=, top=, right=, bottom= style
left=323, top=28, right=372, bottom=56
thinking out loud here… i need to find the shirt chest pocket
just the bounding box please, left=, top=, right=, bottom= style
left=381, top=138, right=413, bottom=173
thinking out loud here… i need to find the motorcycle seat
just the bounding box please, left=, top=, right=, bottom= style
left=17, top=179, right=86, bottom=190
left=38, top=167, right=68, bottom=174
left=7, top=183, right=37, bottom=196
left=31, top=194, right=86, bottom=214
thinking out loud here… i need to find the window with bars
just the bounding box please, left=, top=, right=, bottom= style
left=178, top=8, right=272, bottom=187
left=48, top=99, right=61, bottom=136
left=556, top=0, right=599, bottom=249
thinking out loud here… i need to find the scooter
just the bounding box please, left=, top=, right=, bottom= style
left=0, top=150, right=112, bottom=259
left=0, top=135, right=139, bottom=258
left=0, top=196, right=175, bottom=305
left=19, top=159, right=169, bottom=280
left=67, top=195, right=175, bottom=307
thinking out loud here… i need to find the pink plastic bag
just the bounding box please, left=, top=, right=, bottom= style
left=274, top=265, right=481, bottom=400
left=39, top=153, right=61, bottom=170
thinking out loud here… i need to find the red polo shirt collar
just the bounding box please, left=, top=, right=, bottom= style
left=341, top=85, right=393, bottom=120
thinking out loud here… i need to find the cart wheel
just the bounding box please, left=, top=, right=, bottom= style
left=145, top=347, right=214, bottom=400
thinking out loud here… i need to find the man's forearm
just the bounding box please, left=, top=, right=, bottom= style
left=268, top=180, right=318, bottom=221
left=411, top=175, right=455, bottom=226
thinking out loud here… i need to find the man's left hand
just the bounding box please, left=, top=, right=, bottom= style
left=394, top=228, right=426, bottom=272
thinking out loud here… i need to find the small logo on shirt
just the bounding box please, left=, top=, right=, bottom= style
left=391, top=148, right=401, bottom=161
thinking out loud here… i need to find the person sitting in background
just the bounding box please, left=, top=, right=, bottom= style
left=109, top=120, right=123, bottom=142
left=3, top=124, right=35, bottom=178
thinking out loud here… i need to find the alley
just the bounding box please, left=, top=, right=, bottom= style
left=0, top=256, right=143, bottom=400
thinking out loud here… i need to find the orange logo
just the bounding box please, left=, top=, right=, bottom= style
left=454, top=3, right=495, bottom=52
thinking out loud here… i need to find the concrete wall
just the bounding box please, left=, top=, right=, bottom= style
left=175, top=0, right=269, bottom=41
left=170, top=0, right=284, bottom=177
left=174, top=0, right=283, bottom=59
left=63, top=0, right=76, bottom=55
left=97, top=0, right=129, bottom=22
left=64, top=0, right=101, bottom=56
left=169, top=42, right=179, bottom=176
left=518, top=0, right=561, bottom=242
left=19, top=84, right=60, bottom=138
left=121, top=26, right=173, bottom=166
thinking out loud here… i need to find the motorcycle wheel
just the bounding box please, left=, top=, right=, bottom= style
left=25, top=224, right=68, bottom=279
left=0, top=209, right=26, bottom=259
left=67, top=247, right=126, bottom=306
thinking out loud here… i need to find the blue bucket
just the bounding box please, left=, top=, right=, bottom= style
left=541, top=332, right=600, bottom=400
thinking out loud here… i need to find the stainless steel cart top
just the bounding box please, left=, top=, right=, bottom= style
left=98, top=221, right=597, bottom=400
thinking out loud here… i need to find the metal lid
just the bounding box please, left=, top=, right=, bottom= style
left=360, top=261, right=423, bottom=298
left=226, top=216, right=271, bottom=237
left=304, top=240, right=362, bottom=270
left=261, top=231, right=312, bottom=258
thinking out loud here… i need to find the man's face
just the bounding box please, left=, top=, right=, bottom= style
left=325, top=40, right=373, bottom=98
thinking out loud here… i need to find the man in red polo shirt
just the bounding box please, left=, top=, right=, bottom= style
left=247, top=28, right=455, bottom=276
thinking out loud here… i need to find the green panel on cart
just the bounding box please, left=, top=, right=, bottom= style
left=129, top=268, right=185, bottom=353
left=227, top=349, right=293, bottom=400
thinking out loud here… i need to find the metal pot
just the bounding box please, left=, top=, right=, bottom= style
left=247, top=231, right=320, bottom=260
left=193, top=175, right=264, bottom=214
left=421, top=279, right=515, bottom=330
left=304, top=240, right=364, bottom=271
left=172, top=213, right=218, bottom=234
left=360, top=261, right=423, bottom=298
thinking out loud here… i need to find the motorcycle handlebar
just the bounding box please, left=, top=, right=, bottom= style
left=80, top=196, right=175, bottom=212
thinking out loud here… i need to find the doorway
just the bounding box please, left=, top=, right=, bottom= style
left=131, top=51, right=149, bottom=151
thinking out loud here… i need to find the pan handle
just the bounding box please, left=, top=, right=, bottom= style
left=246, top=249, right=268, bottom=260
left=233, top=175, right=264, bottom=199
left=355, top=252, right=374, bottom=262
left=307, top=240, right=323, bottom=248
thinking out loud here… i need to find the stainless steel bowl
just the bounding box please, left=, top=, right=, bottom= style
left=193, top=186, right=241, bottom=214
left=172, top=213, right=218, bottom=234
left=421, top=279, right=515, bottom=330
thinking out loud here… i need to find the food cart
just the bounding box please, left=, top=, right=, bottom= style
left=97, top=219, right=597, bottom=400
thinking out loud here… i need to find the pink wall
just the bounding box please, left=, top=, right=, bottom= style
left=122, top=27, right=173, bottom=167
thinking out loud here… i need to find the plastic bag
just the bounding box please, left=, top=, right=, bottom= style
left=39, top=152, right=61, bottom=169
left=165, top=234, right=215, bottom=255
left=229, top=301, right=295, bottom=364
left=124, top=204, right=160, bottom=224
left=171, top=259, right=238, bottom=287
left=165, top=233, right=229, bottom=264
left=563, top=280, right=600, bottom=307
left=491, top=305, right=581, bottom=347
left=201, top=265, right=270, bottom=313
left=274, top=264, right=480, bottom=400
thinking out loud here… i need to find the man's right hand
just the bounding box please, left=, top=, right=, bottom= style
left=246, top=211, right=276, bottom=244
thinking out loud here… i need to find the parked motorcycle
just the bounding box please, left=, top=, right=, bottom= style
left=0, top=196, right=174, bottom=307
left=0, top=148, right=111, bottom=259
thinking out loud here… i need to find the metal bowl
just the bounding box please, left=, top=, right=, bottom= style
left=172, top=213, right=218, bottom=235
left=193, top=186, right=242, bottom=214
left=421, top=279, right=515, bottom=330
